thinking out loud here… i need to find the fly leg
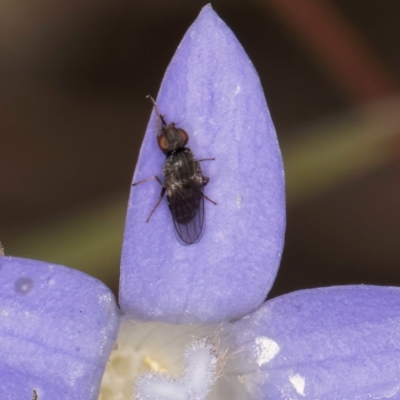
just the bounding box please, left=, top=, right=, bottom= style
left=146, top=186, right=166, bottom=222
left=132, top=175, right=166, bottom=222
left=199, top=158, right=217, bottom=203
left=132, top=175, right=163, bottom=187
left=198, top=157, right=215, bottom=162
left=203, top=193, right=217, bottom=205
left=201, top=176, right=217, bottom=205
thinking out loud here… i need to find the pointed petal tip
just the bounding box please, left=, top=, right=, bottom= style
left=197, top=4, right=220, bottom=24
left=200, top=3, right=213, bottom=13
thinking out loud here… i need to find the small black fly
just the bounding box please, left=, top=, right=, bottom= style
left=132, top=96, right=216, bottom=244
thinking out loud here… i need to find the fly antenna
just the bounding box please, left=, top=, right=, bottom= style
left=146, top=95, right=167, bottom=126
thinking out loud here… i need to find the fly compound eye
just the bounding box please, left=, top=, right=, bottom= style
left=157, top=134, right=170, bottom=152
left=177, top=128, right=189, bottom=145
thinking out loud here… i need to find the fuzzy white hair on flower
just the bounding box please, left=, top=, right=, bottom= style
left=134, top=334, right=230, bottom=400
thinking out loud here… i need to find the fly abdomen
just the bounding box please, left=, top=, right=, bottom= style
left=168, top=180, right=203, bottom=225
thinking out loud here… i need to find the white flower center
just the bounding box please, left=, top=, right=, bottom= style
left=98, top=319, right=247, bottom=400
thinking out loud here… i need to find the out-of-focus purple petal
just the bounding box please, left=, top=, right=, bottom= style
left=0, top=257, right=119, bottom=400
left=120, top=5, right=285, bottom=323
left=232, top=285, right=400, bottom=399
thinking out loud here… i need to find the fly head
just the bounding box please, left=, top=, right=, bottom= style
left=157, top=124, right=189, bottom=154
left=146, top=95, right=189, bottom=154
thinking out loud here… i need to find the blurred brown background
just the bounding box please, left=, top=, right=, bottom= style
left=1, top=0, right=399, bottom=299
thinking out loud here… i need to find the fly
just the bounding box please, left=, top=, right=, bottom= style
left=132, top=96, right=216, bottom=244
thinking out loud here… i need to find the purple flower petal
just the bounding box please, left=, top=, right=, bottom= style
left=0, top=257, right=119, bottom=400
left=120, top=5, right=285, bottom=323
left=232, top=285, right=400, bottom=399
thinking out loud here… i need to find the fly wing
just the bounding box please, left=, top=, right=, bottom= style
left=168, top=180, right=205, bottom=245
